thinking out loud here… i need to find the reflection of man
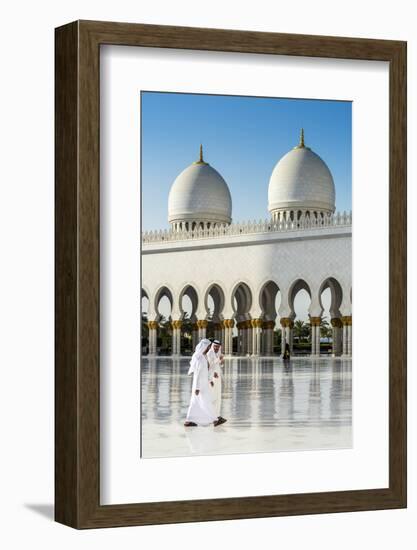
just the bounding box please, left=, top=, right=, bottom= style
left=207, top=339, right=227, bottom=423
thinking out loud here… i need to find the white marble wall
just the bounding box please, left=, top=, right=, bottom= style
left=142, top=226, right=352, bottom=324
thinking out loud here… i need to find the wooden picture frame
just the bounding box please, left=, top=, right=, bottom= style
left=55, top=20, right=407, bottom=529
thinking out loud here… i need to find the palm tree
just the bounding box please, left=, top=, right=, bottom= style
left=320, top=317, right=331, bottom=342
left=157, top=315, right=172, bottom=354
left=294, top=320, right=306, bottom=343
left=305, top=318, right=312, bottom=343
left=180, top=312, right=194, bottom=355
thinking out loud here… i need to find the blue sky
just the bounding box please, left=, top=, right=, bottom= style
left=141, top=91, right=352, bottom=231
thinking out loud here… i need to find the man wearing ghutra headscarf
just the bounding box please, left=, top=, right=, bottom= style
left=207, top=339, right=226, bottom=423
left=184, top=339, right=226, bottom=427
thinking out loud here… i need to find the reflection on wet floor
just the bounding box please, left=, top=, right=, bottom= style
left=141, top=356, right=352, bottom=459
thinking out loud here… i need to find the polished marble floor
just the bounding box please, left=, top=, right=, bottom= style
left=141, top=356, right=352, bottom=458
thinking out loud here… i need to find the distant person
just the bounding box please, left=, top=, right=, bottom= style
left=283, top=342, right=291, bottom=361
left=184, top=339, right=226, bottom=427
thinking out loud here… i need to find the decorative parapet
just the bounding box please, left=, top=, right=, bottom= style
left=142, top=211, right=352, bottom=244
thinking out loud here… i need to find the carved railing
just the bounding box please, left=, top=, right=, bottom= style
left=142, top=211, right=352, bottom=244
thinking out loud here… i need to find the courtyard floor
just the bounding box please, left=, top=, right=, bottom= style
left=141, top=356, right=352, bottom=458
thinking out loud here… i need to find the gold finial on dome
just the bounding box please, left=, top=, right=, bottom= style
left=299, top=128, right=305, bottom=147
left=294, top=128, right=309, bottom=150
left=193, top=143, right=208, bottom=165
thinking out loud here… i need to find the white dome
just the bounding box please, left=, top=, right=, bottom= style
left=168, top=147, right=232, bottom=227
left=268, top=131, right=335, bottom=216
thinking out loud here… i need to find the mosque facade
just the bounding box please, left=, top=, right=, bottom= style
left=142, top=131, right=352, bottom=357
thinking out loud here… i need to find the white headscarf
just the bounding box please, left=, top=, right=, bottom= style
left=207, top=343, right=222, bottom=360
left=188, top=338, right=211, bottom=375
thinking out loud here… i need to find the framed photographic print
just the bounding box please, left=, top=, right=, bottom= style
left=55, top=20, right=406, bottom=528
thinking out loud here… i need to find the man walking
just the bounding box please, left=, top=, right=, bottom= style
left=207, top=339, right=227, bottom=424
left=184, top=339, right=226, bottom=427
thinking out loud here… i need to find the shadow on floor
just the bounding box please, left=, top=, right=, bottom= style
left=24, top=503, right=54, bottom=521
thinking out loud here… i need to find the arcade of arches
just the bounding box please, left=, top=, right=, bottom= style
left=142, top=278, right=352, bottom=358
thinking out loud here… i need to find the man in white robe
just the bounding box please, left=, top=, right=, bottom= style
left=184, top=339, right=226, bottom=427
left=207, top=340, right=226, bottom=422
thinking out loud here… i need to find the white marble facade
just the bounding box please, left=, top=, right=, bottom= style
left=142, top=132, right=352, bottom=357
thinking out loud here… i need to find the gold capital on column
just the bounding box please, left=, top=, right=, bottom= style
left=310, top=316, right=321, bottom=326
left=197, top=319, right=208, bottom=329
left=147, top=321, right=158, bottom=330
left=341, top=316, right=352, bottom=326
left=331, top=317, right=343, bottom=328
left=280, top=317, right=290, bottom=328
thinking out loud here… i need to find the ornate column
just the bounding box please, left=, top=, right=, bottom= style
left=310, top=317, right=321, bottom=356
left=262, top=320, right=275, bottom=355
left=342, top=319, right=348, bottom=355
left=251, top=318, right=263, bottom=356
left=171, top=320, right=183, bottom=356
left=222, top=319, right=234, bottom=355
left=229, top=319, right=235, bottom=355
left=246, top=319, right=253, bottom=355
left=330, top=317, right=343, bottom=356
left=341, top=316, right=351, bottom=356
left=288, top=319, right=294, bottom=354
left=341, top=315, right=352, bottom=356
left=197, top=319, right=208, bottom=340
left=176, top=320, right=182, bottom=355
left=221, top=320, right=228, bottom=355
left=250, top=319, right=256, bottom=356
left=310, top=323, right=315, bottom=355
left=280, top=317, right=289, bottom=357
left=348, top=316, right=352, bottom=356
left=147, top=320, right=158, bottom=355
